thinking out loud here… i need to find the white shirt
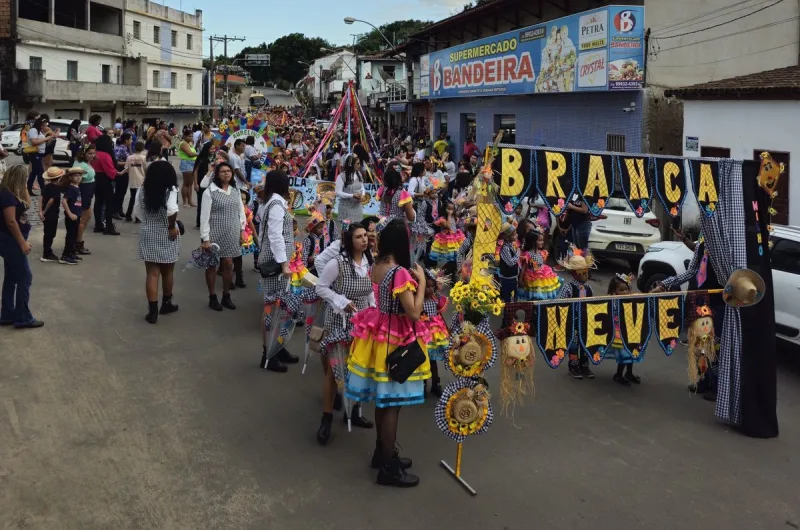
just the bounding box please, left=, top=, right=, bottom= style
left=28, top=128, right=46, bottom=154
left=133, top=186, right=179, bottom=222
left=199, top=183, right=247, bottom=242
left=314, top=240, right=341, bottom=274
left=259, top=195, right=290, bottom=264
left=288, top=142, right=306, bottom=156
left=192, top=130, right=202, bottom=148
left=244, top=145, right=258, bottom=160
left=444, top=161, right=456, bottom=181
left=407, top=176, right=427, bottom=197
left=335, top=172, right=363, bottom=199
left=315, top=253, right=376, bottom=314
left=414, top=148, right=426, bottom=162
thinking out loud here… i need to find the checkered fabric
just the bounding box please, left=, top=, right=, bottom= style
left=137, top=189, right=181, bottom=264
left=378, top=186, right=409, bottom=221
left=500, top=242, right=520, bottom=267
left=320, top=255, right=374, bottom=352
left=446, top=317, right=498, bottom=376
left=434, top=378, right=494, bottom=443
left=258, top=198, right=294, bottom=304
left=701, top=159, right=746, bottom=426
left=208, top=188, right=243, bottom=258
left=456, top=233, right=474, bottom=272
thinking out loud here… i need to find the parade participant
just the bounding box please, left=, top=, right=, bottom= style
left=346, top=219, right=430, bottom=487
left=39, top=115, right=59, bottom=172
left=497, top=223, right=520, bottom=303
left=193, top=141, right=218, bottom=229
left=335, top=154, right=365, bottom=232
left=60, top=168, right=85, bottom=264
left=85, top=114, right=103, bottom=144
left=178, top=130, right=198, bottom=208
left=557, top=246, right=597, bottom=380
left=25, top=115, right=54, bottom=195
left=67, top=120, right=82, bottom=164
left=422, top=268, right=450, bottom=398
left=134, top=160, right=181, bottom=324
left=257, top=170, right=300, bottom=373
left=517, top=230, right=562, bottom=301
left=38, top=167, right=66, bottom=264
left=377, top=169, right=415, bottom=223
left=0, top=165, right=42, bottom=328
left=408, top=162, right=434, bottom=261
left=72, top=145, right=96, bottom=256
left=199, top=162, right=246, bottom=312
left=91, top=134, right=127, bottom=236
left=302, top=210, right=326, bottom=275
left=243, top=136, right=261, bottom=182
left=124, top=142, right=146, bottom=223
left=235, top=190, right=257, bottom=289
left=429, top=200, right=464, bottom=264
left=315, top=223, right=376, bottom=445
left=456, top=216, right=476, bottom=282
left=604, top=274, right=642, bottom=386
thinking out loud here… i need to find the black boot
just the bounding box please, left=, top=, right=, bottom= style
left=376, top=457, right=419, bottom=488
left=430, top=378, right=443, bottom=397
left=235, top=272, right=247, bottom=288
left=104, top=224, right=120, bottom=236
left=145, top=301, right=158, bottom=324
left=159, top=295, right=179, bottom=315
left=221, top=294, right=236, bottom=310
left=333, top=393, right=343, bottom=411
left=276, top=347, right=299, bottom=364
left=209, top=294, right=223, bottom=311
left=371, top=441, right=412, bottom=469
left=344, top=403, right=373, bottom=429
left=317, top=412, right=333, bottom=445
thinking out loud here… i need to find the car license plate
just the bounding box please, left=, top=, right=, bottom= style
left=615, top=243, right=637, bottom=252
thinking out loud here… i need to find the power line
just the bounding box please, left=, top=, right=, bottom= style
left=651, top=0, right=775, bottom=36
left=656, top=16, right=798, bottom=53
left=649, top=0, right=766, bottom=34
left=657, top=0, right=786, bottom=39
left=649, top=40, right=798, bottom=68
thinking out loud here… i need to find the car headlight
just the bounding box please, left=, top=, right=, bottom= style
left=646, top=247, right=663, bottom=253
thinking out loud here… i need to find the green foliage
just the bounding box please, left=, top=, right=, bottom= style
left=355, top=20, right=433, bottom=53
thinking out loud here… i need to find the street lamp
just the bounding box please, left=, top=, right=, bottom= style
left=343, top=17, right=399, bottom=56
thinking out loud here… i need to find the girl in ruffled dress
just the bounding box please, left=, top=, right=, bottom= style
left=240, top=190, right=257, bottom=258
left=422, top=268, right=450, bottom=398
left=346, top=219, right=430, bottom=488
left=429, top=201, right=465, bottom=264
left=517, top=230, right=562, bottom=301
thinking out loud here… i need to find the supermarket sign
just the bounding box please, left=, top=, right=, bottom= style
left=420, top=5, right=644, bottom=99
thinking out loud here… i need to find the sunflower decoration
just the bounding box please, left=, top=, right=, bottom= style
left=435, top=378, right=494, bottom=443
left=496, top=321, right=535, bottom=418
left=446, top=322, right=496, bottom=377
left=450, top=281, right=504, bottom=321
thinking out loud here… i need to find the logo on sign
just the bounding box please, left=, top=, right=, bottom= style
left=432, top=58, right=442, bottom=94
left=577, top=50, right=607, bottom=88
left=579, top=11, right=608, bottom=50
left=614, top=11, right=637, bottom=33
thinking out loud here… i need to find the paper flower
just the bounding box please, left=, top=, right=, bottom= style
left=551, top=355, right=561, bottom=366
left=552, top=205, right=562, bottom=214
left=632, top=349, right=640, bottom=358
left=557, top=198, right=565, bottom=208
left=669, top=339, right=677, bottom=348
left=593, top=352, right=601, bottom=363
left=556, top=348, right=565, bottom=359
left=709, top=203, right=716, bottom=212
left=597, top=198, right=606, bottom=208
left=670, top=206, right=678, bottom=216
left=504, top=202, right=514, bottom=213
left=635, top=206, right=644, bottom=216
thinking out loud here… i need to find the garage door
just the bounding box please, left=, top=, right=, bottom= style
left=54, top=109, right=83, bottom=120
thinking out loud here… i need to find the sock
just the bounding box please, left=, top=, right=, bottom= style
left=616, top=364, right=625, bottom=377
left=626, top=364, right=634, bottom=376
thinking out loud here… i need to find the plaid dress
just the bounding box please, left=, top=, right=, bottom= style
left=258, top=197, right=294, bottom=303
left=208, top=187, right=242, bottom=258
left=319, top=254, right=373, bottom=353
left=136, top=188, right=181, bottom=263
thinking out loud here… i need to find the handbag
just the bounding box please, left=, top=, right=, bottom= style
left=176, top=220, right=185, bottom=236
left=257, top=200, right=283, bottom=278
left=308, top=326, right=327, bottom=354
left=384, top=279, right=426, bottom=384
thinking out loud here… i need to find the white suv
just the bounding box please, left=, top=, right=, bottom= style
left=637, top=225, right=800, bottom=348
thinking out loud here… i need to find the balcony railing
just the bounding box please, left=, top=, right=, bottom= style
left=147, top=91, right=171, bottom=106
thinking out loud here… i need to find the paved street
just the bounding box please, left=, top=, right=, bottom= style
left=1, top=182, right=800, bottom=530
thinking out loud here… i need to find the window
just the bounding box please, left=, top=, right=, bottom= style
left=133, top=20, right=140, bottom=39
left=700, top=146, right=730, bottom=158
left=607, top=134, right=626, bottom=152
left=153, top=26, right=160, bottom=44
left=186, top=73, right=193, bottom=90
left=771, top=238, right=800, bottom=275
left=461, top=113, right=476, bottom=145
left=170, top=72, right=177, bottom=89
left=495, top=115, right=516, bottom=144
left=29, top=56, right=42, bottom=70
left=186, top=34, right=193, bottom=50
left=101, top=64, right=111, bottom=84
left=152, top=69, right=160, bottom=88
left=171, top=30, right=177, bottom=47
left=67, top=60, right=78, bottom=81
left=117, top=65, right=121, bottom=84
left=436, top=112, right=448, bottom=135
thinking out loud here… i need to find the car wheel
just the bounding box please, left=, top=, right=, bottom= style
left=643, top=272, right=668, bottom=292
left=14, top=143, right=22, bottom=156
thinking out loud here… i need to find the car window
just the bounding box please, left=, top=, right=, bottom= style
left=6, top=124, right=23, bottom=131
left=770, top=237, right=800, bottom=274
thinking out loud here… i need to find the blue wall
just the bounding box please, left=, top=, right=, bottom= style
left=431, top=91, right=643, bottom=160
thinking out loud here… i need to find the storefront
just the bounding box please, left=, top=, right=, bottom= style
left=420, top=5, right=646, bottom=160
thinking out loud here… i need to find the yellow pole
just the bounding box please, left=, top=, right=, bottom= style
left=455, top=443, right=463, bottom=477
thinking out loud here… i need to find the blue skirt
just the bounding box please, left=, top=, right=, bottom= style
left=603, top=345, right=643, bottom=364
left=346, top=373, right=425, bottom=408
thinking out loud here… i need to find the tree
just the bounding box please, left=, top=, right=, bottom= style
left=228, top=33, right=333, bottom=88
left=355, top=20, right=433, bottom=54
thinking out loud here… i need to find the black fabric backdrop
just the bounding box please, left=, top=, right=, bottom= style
left=739, top=159, right=779, bottom=438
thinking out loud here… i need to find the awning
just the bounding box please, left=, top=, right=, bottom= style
left=389, top=103, right=407, bottom=112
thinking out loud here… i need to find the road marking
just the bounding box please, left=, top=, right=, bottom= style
left=4, top=398, right=22, bottom=437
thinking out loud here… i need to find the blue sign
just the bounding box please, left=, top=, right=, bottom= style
left=420, top=5, right=645, bottom=99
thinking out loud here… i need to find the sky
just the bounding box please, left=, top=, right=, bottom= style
left=160, top=0, right=467, bottom=58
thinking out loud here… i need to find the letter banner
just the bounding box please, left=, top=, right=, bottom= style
left=496, top=147, right=534, bottom=202
left=616, top=298, right=653, bottom=361
left=577, top=152, right=614, bottom=217
left=536, top=302, right=575, bottom=369
left=652, top=158, right=688, bottom=218
left=688, top=160, right=720, bottom=217
left=578, top=301, right=614, bottom=364
left=535, top=150, right=575, bottom=216
left=287, top=177, right=383, bottom=216
left=616, top=156, right=652, bottom=218
left=654, top=295, right=684, bottom=356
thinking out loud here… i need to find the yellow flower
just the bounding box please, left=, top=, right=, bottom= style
left=492, top=304, right=502, bottom=316
left=477, top=292, right=487, bottom=302
left=455, top=304, right=463, bottom=312
left=452, top=293, right=462, bottom=302
left=471, top=301, right=479, bottom=309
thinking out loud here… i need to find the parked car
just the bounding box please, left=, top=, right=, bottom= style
left=0, top=121, right=86, bottom=163
left=530, top=194, right=662, bottom=269
left=637, top=224, right=800, bottom=348
left=1, top=123, right=25, bottom=154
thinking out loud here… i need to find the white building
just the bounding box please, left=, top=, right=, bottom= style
left=304, top=50, right=357, bottom=109
left=123, top=0, right=204, bottom=130
left=3, top=0, right=202, bottom=129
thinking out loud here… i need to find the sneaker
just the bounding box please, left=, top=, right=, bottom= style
left=40, top=253, right=59, bottom=263
left=70, top=253, right=83, bottom=261
left=58, top=255, right=78, bottom=265
left=14, top=319, right=44, bottom=329
left=568, top=365, right=584, bottom=380
left=579, top=365, right=595, bottom=379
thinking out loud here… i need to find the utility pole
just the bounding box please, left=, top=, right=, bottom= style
left=210, top=34, right=245, bottom=118
left=209, top=36, right=215, bottom=121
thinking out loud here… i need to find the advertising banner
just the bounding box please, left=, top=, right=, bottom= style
left=420, top=5, right=644, bottom=99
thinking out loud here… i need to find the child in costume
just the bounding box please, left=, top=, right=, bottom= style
left=457, top=217, right=477, bottom=282
left=603, top=273, right=642, bottom=386
left=496, top=222, right=520, bottom=303
left=288, top=219, right=309, bottom=296
left=517, top=230, right=562, bottom=301
left=240, top=190, right=258, bottom=257
left=323, top=201, right=338, bottom=245
left=302, top=209, right=326, bottom=275
left=429, top=200, right=465, bottom=264
left=557, top=245, right=596, bottom=380
left=422, top=268, right=450, bottom=398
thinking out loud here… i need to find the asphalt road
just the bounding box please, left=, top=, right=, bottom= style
left=1, top=159, right=800, bottom=530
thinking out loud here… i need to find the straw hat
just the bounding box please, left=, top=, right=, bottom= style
left=65, top=167, right=85, bottom=176
left=306, top=210, right=325, bottom=232
left=557, top=246, right=597, bottom=271
left=43, top=167, right=65, bottom=180
left=723, top=269, right=766, bottom=307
